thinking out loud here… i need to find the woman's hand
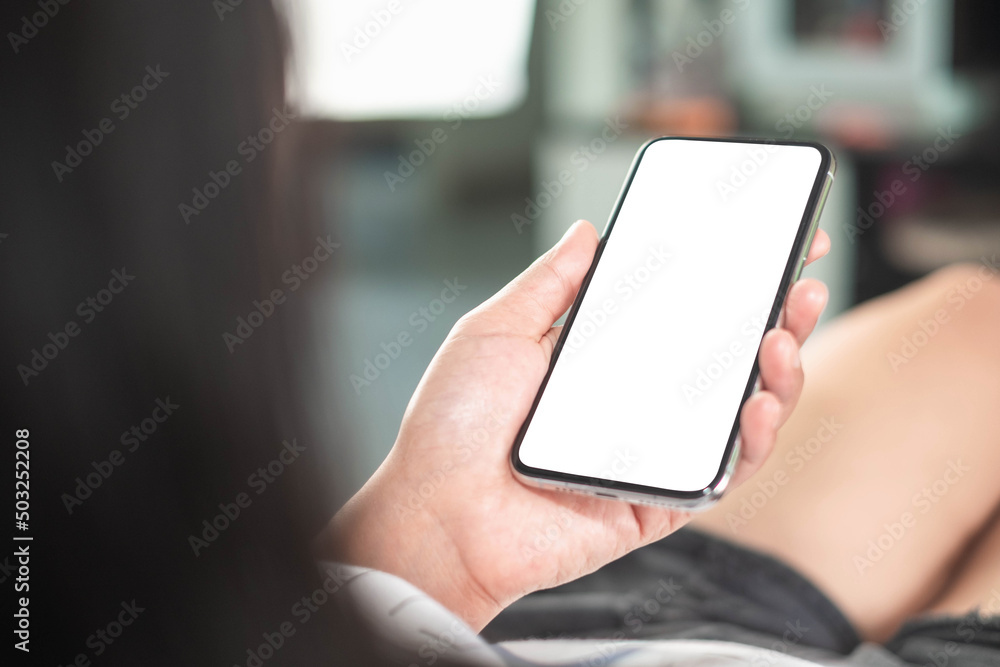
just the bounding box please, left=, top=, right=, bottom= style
left=322, top=220, right=830, bottom=631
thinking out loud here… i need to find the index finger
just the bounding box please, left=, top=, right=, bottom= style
left=804, top=229, right=830, bottom=266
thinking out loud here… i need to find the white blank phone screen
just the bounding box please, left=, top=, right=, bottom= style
left=517, top=139, right=823, bottom=492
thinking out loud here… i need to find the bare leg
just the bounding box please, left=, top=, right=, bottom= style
left=925, top=509, right=1000, bottom=618
left=692, top=263, right=1000, bottom=641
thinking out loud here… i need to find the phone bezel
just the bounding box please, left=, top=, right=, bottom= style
left=509, top=136, right=836, bottom=509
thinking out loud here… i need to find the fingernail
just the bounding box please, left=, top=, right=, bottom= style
left=558, top=220, right=583, bottom=244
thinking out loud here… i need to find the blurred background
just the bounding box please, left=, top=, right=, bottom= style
left=280, top=0, right=1000, bottom=505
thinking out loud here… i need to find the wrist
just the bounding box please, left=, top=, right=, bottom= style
left=319, top=472, right=502, bottom=632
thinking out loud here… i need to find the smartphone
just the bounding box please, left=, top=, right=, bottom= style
left=511, top=136, right=835, bottom=509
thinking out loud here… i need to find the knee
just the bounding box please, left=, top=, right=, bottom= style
left=925, top=261, right=1000, bottom=316
left=914, top=261, right=1000, bottom=352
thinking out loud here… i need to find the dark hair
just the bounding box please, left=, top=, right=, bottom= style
left=1, top=1, right=379, bottom=663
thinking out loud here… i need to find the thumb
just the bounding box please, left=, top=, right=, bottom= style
left=462, top=220, right=600, bottom=339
